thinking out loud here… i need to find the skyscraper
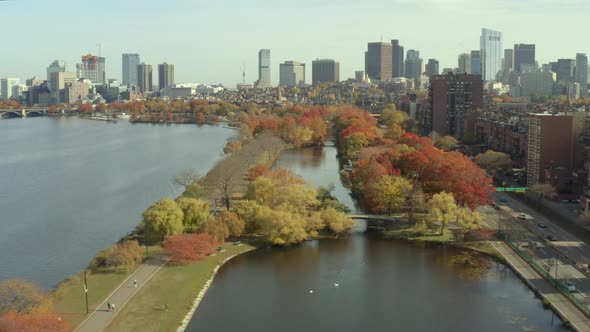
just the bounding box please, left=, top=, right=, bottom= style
left=137, top=63, right=153, bottom=94
left=480, top=28, right=502, bottom=81
left=427, top=73, right=483, bottom=138
left=391, top=39, right=405, bottom=78
left=258, top=49, right=271, bottom=87
left=312, top=59, right=340, bottom=85
left=425, top=59, right=439, bottom=77
left=470, top=50, right=482, bottom=76
left=47, top=60, right=66, bottom=92
left=122, top=53, right=140, bottom=86
left=76, top=54, right=105, bottom=84
left=158, top=63, right=175, bottom=90
left=0, top=78, right=20, bottom=100
left=503, top=49, right=514, bottom=74
left=553, top=59, right=575, bottom=82
left=404, top=50, right=422, bottom=80
left=279, top=61, right=306, bottom=86
left=513, top=44, right=535, bottom=72
left=458, top=53, right=471, bottom=74
left=365, top=42, right=392, bottom=81
left=576, top=53, right=588, bottom=97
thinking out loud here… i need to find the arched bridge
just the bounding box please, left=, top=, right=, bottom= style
left=0, top=109, right=48, bottom=118
left=349, top=214, right=399, bottom=222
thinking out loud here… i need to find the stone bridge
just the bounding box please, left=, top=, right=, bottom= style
left=0, top=109, right=48, bottom=118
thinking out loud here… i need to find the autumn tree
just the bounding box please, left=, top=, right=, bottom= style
left=370, top=175, right=412, bottom=215
left=455, top=207, right=482, bottom=240
left=435, top=136, right=458, bottom=151
left=142, top=199, right=184, bottom=242
left=223, top=140, right=242, bottom=154
left=530, top=183, right=557, bottom=207
left=176, top=197, right=209, bottom=232
left=474, top=150, right=512, bottom=177
left=0, top=280, right=50, bottom=315
left=173, top=168, right=201, bottom=189
left=427, top=192, right=458, bottom=235
left=163, top=233, right=218, bottom=264
left=200, top=218, right=230, bottom=243
left=320, top=208, right=354, bottom=234
left=260, top=207, right=309, bottom=246
left=0, top=311, right=68, bottom=332
left=317, top=184, right=350, bottom=213
left=182, top=183, right=206, bottom=199
left=214, top=210, right=245, bottom=238
left=107, top=240, right=143, bottom=272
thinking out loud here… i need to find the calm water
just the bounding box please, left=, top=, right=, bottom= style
left=187, top=146, right=566, bottom=332
left=0, top=117, right=233, bottom=287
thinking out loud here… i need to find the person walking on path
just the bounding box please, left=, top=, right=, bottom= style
left=111, top=303, right=116, bottom=311
left=134, top=279, right=137, bottom=288
left=165, top=304, right=168, bottom=312
left=107, top=302, right=111, bottom=312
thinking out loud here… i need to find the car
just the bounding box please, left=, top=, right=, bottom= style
left=518, top=213, right=527, bottom=219
left=537, top=223, right=548, bottom=228
left=564, top=281, right=577, bottom=292
left=499, top=197, right=508, bottom=203
left=547, top=235, right=556, bottom=241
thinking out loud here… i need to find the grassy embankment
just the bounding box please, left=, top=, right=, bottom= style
left=53, top=246, right=162, bottom=328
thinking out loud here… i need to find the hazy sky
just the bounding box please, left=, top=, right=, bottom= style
left=2, top=0, right=590, bottom=87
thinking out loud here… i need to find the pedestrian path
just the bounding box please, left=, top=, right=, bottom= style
left=493, top=242, right=590, bottom=332
left=74, top=256, right=166, bottom=332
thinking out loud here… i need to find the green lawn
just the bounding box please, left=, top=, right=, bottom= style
left=54, top=246, right=162, bottom=329
left=104, top=242, right=257, bottom=332
left=383, top=225, right=455, bottom=243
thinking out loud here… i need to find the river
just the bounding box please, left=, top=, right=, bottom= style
left=0, top=117, right=233, bottom=287
left=186, top=146, right=567, bottom=332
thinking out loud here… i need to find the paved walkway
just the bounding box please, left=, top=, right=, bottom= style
left=492, top=242, right=590, bottom=332
left=74, top=256, right=167, bottom=332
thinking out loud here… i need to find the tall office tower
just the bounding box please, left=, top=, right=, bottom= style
left=470, top=50, right=482, bottom=76
left=47, top=60, right=66, bottom=91
left=312, top=59, right=340, bottom=85
left=553, top=59, right=576, bottom=82
left=427, top=73, right=483, bottom=138
left=527, top=113, right=574, bottom=186
left=425, top=59, right=439, bottom=77
left=513, top=44, right=535, bottom=72
left=0, top=78, right=20, bottom=100
left=365, top=42, right=392, bottom=81
left=258, top=49, right=271, bottom=87
left=480, top=28, right=502, bottom=81
left=98, top=57, right=106, bottom=84
left=458, top=53, right=471, bottom=74
left=404, top=50, right=423, bottom=79
left=137, top=63, right=153, bottom=94
left=503, top=49, right=514, bottom=74
left=279, top=61, right=306, bottom=86
left=122, top=53, right=140, bottom=86
left=575, top=53, right=588, bottom=97
left=76, top=54, right=105, bottom=84
left=391, top=39, right=405, bottom=78
left=48, top=72, right=76, bottom=104
left=158, top=63, right=175, bottom=90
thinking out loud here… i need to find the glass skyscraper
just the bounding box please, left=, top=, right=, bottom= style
left=258, top=49, right=271, bottom=88
left=122, top=53, right=141, bottom=87
left=480, top=28, right=502, bottom=81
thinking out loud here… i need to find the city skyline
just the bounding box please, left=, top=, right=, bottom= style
left=2, top=0, right=590, bottom=87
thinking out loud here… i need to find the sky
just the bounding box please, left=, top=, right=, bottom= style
left=2, top=0, right=590, bottom=87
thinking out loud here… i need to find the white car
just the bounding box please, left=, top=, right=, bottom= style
left=518, top=213, right=527, bottom=219
left=564, top=281, right=577, bottom=292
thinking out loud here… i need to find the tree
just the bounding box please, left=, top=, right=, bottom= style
left=223, top=140, right=242, bottom=154
left=176, top=197, right=209, bottom=232
left=435, top=136, right=458, bottom=151
left=530, top=183, right=557, bottom=207
left=215, top=210, right=245, bottom=238
left=427, top=192, right=458, bottom=235
left=455, top=207, right=482, bottom=240
left=173, top=168, right=201, bottom=189
left=261, top=208, right=309, bottom=246
left=107, top=240, right=143, bottom=272
left=200, top=218, right=230, bottom=243
left=320, top=208, right=354, bottom=234
left=142, top=199, right=184, bottom=242
left=181, top=183, right=206, bottom=199
left=370, top=175, right=412, bottom=215
left=0, top=311, right=68, bottom=332
left=163, top=233, right=218, bottom=264
left=0, top=280, right=50, bottom=315
left=474, top=150, right=512, bottom=176
left=317, top=185, right=350, bottom=213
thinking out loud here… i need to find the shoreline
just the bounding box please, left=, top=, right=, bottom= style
left=175, top=247, right=257, bottom=332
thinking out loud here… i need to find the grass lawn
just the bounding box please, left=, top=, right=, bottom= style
left=457, top=241, right=503, bottom=260
left=104, top=242, right=257, bottom=332
left=54, top=245, right=162, bottom=329
left=383, top=226, right=455, bottom=243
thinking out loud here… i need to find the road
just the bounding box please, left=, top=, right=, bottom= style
left=482, top=192, right=590, bottom=308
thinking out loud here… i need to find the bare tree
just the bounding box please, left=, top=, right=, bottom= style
left=530, top=183, right=557, bottom=208
left=173, top=168, right=201, bottom=189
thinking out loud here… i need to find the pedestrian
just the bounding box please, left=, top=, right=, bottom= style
left=165, top=304, right=168, bottom=312
left=107, top=301, right=111, bottom=312
left=111, top=303, right=116, bottom=311
left=134, top=279, right=137, bottom=288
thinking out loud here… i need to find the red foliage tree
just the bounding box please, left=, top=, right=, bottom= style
left=0, top=311, right=68, bottom=332
left=246, top=164, right=270, bottom=181
left=163, top=233, right=219, bottom=264
left=77, top=103, right=93, bottom=113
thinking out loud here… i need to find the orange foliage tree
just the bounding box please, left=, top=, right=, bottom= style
left=163, top=233, right=218, bottom=264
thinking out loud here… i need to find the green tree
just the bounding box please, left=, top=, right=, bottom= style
left=142, top=199, right=184, bottom=242
left=372, top=175, right=412, bottom=215
left=341, top=132, right=370, bottom=159
left=320, top=207, right=354, bottom=234
left=182, top=183, right=206, bottom=199
left=456, top=207, right=482, bottom=240
left=176, top=197, right=209, bottom=232
left=261, top=207, right=309, bottom=246
left=435, top=136, right=458, bottom=151
left=427, top=192, right=458, bottom=235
